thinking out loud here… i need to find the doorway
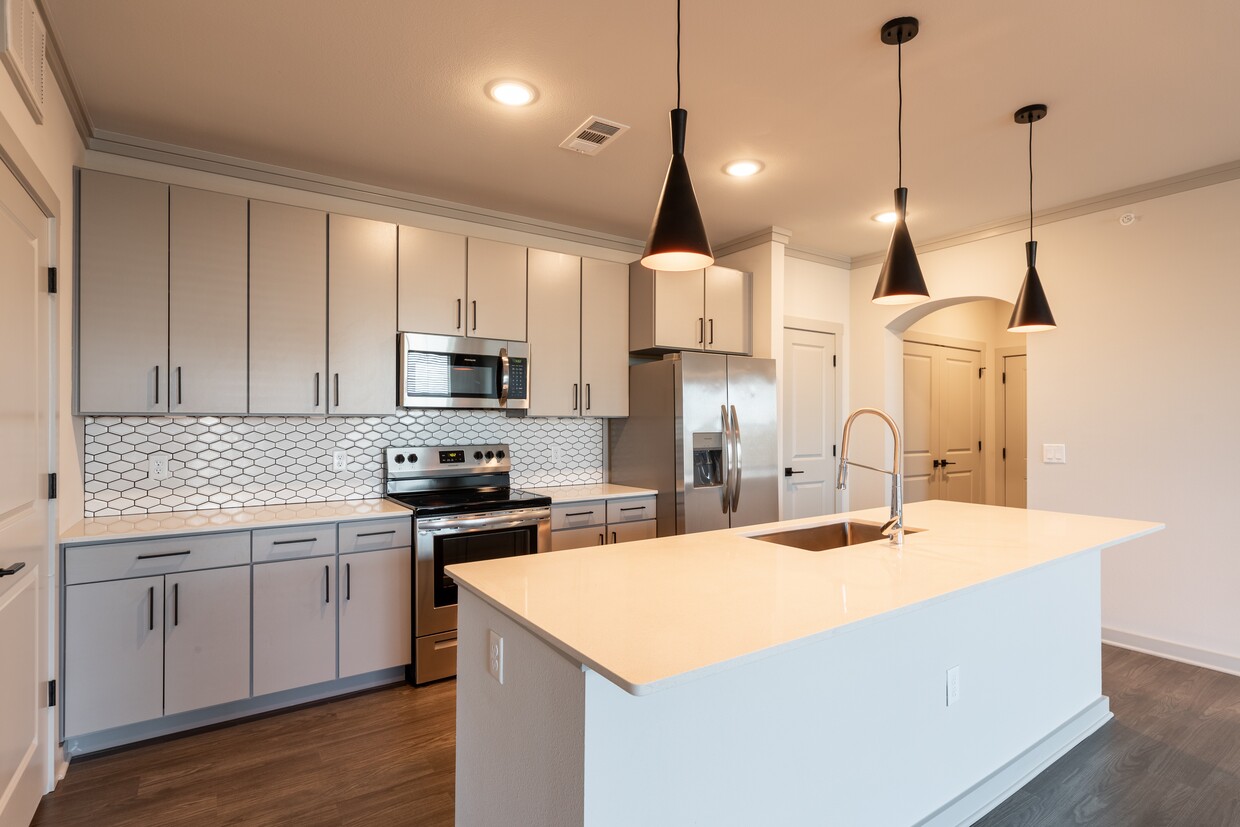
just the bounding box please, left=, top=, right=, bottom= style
left=781, top=327, right=837, bottom=520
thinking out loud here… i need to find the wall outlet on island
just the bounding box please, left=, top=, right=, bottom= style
left=946, top=665, right=961, bottom=707
left=488, top=629, right=504, bottom=685
left=332, top=450, right=350, bottom=472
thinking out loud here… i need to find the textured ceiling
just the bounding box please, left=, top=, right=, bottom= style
left=42, top=0, right=1240, bottom=258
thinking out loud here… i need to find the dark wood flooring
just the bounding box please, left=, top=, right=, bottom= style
left=31, top=646, right=1240, bottom=826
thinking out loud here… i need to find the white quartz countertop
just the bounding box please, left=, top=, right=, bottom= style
left=522, top=483, right=657, bottom=503
left=448, top=500, right=1162, bottom=696
left=60, top=499, right=411, bottom=545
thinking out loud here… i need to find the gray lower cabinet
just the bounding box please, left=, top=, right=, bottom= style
left=252, top=554, right=337, bottom=696
left=163, top=566, right=251, bottom=715
left=549, top=497, right=658, bottom=550
left=339, top=546, right=411, bottom=678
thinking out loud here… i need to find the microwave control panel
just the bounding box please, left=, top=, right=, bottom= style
left=508, top=357, right=528, bottom=400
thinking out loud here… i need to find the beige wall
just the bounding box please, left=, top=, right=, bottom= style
left=850, top=177, right=1240, bottom=673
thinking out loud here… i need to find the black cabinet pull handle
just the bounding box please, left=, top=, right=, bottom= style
left=0, top=561, right=26, bottom=577
left=346, top=562, right=351, bottom=601
left=356, top=530, right=396, bottom=538
left=611, top=531, right=617, bottom=544
left=573, top=383, right=578, bottom=411
left=598, top=533, right=605, bottom=546
left=173, top=582, right=179, bottom=627
left=324, top=565, right=330, bottom=604
left=709, top=318, right=714, bottom=345
left=136, top=550, right=191, bottom=560
left=272, top=538, right=315, bottom=546
left=154, top=365, right=160, bottom=404
left=148, top=586, right=155, bottom=631
left=177, top=366, right=183, bottom=405
left=314, top=372, right=321, bottom=407
left=457, top=298, right=462, bottom=329
left=472, top=300, right=477, bottom=331
left=565, top=511, right=595, bottom=517
left=586, top=383, right=591, bottom=411
left=619, top=505, right=646, bottom=512
left=333, top=373, right=340, bottom=408
left=698, top=318, right=704, bottom=344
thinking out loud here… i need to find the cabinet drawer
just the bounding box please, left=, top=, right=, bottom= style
left=551, top=501, right=606, bottom=530
left=64, top=531, right=250, bottom=585
left=339, top=517, right=412, bottom=554
left=252, top=524, right=337, bottom=562
left=609, top=519, right=658, bottom=545
left=550, top=526, right=608, bottom=552
left=607, top=496, right=657, bottom=524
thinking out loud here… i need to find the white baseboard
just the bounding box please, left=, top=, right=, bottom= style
left=916, top=696, right=1113, bottom=827
left=1103, top=627, right=1240, bottom=679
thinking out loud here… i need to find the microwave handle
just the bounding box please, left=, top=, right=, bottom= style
left=498, top=347, right=510, bottom=408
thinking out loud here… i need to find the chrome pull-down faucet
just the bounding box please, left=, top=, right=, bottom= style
left=836, top=408, right=905, bottom=546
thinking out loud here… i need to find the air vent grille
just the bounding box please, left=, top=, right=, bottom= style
left=0, top=0, right=47, bottom=123
left=560, top=116, right=630, bottom=156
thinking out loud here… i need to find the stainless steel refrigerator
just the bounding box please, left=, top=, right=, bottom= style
left=608, top=351, right=778, bottom=536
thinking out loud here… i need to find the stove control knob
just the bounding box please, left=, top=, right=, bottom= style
left=394, top=454, right=405, bottom=464
left=473, top=451, right=484, bottom=460
left=485, top=450, right=495, bottom=460
left=496, top=450, right=506, bottom=460
left=409, top=454, right=418, bottom=463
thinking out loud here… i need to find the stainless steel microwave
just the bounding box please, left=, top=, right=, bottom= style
left=400, top=333, right=530, bottom=410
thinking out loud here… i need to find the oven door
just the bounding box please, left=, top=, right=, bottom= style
left=414, top=507, right=551, bottom=636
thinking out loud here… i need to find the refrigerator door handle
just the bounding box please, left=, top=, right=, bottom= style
left=721, top=404, right=732, bottom=514
left=731, top=404, right=743, bottom=512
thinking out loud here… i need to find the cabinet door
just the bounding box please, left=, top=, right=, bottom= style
left=77, top=170, right=169, bottom=413
left=609, top=519, right=658, bottom=545
left=550, top=526, right=608, bottom=551
left=339, top=547, right=411, bottom=678
left=249, top=200, right=327, bottom=414
left=580, top=259, right=629, bottom=417
left=704, top=265, right=751, bottom=355
left=164, top=566, right=251, bottom=715
left=252, top=556, right=337, bottom=696
left=169, top=186, right=248, bottom=414
left=397, top=226, right=467, bottom=336
left=653, top=269, right=706, bottom=351
left=467, top=238, right=527, bottom=341
left=64, top=576, right=164, bottom=737
left=329, top=215, right=397, bottom=415
left=527, top=250, right=581, bottom=417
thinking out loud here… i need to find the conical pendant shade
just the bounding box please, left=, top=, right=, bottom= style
left=1008, top=241, right=1057, bottom=332
left=873, top=187, right=929, bottom=305
left=642, top=108, right=714, bottom=271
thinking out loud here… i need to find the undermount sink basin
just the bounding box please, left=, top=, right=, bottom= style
left=749, top=520, right=922, bottom=552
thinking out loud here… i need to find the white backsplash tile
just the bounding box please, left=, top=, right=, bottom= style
left=83, top=411, right=604, bottom=517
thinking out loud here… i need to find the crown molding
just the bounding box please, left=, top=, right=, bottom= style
left=35, top=0, right=92, bottom=143
left=850, top=158, right=1240, bottom=269
left=784, top=245, right=852, bottom=269
left=714, top=226, right=793, bottom=258
left=87, top=130, right=647, bottom=254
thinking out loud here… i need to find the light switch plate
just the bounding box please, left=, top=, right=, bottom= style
left=1042, top=444, right=1067, bottom=464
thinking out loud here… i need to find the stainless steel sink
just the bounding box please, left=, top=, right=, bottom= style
left=749, top=520, right=921, bottom=552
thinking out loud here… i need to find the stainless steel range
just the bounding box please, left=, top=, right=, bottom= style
left=384, top=443, right=551, bottom=684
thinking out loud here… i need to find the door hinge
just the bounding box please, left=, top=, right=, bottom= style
left=978, top=441, right=982, bottom=452
left=832, top=354, right=837, bottom=367
left=47, top=473, right=57, bottom=500
left=1002, top=371, right=1006, bottom=384
left=47, top=266, right=57, bottom=294
left=833, top=444, right=837, bottom=457
left=978, top=367, right=984, bottom=379
left=47, top=679, right=56, bottom=708
left=1002, top=447, right=1007, bottom=460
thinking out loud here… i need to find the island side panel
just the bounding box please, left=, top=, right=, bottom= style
left=581, top=551, right=1105, bottom=827
left=456, top=590, right=586, bottom=827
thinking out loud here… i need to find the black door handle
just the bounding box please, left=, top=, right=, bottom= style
left=784, top=467, right=805, bottom=477
left=0, top=561, right=26, bottom=577
left=933, top=459, right=958, bottom=468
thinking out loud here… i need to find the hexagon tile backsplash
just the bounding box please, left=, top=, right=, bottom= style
left=84, top=411, right=605, bottom=517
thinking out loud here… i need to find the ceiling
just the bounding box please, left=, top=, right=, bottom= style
left=41, top=0, right=1240, bottom=259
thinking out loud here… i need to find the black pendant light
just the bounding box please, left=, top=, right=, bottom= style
left=1008, top=104, right=1057, bottom=333
left=641, top=0, right=713, bottom=271
left=873, top=17, right=929, bottom=305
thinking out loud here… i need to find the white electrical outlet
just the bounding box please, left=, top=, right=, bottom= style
left=148, top=453, right=171, bottom=481
left=332, top=450, right=349, bottom=472
left=488, top=629, right=504, bottom=684
left=946, top=665, right=961, bottom=706
left=1042, top=444, right=1067, bottom=464
left=551, top=445, right=563, bottom=465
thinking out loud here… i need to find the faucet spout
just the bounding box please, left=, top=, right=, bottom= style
left=837, top=408, right=906, bottom=546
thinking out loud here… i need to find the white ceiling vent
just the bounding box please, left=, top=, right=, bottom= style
left=0, top=0, right=47, bottom=123
left=559, top=116, right=630, bottom=156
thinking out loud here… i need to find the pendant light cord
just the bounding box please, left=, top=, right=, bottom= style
left=897, top=37, right=903, bottom=188
left=676, top=0, right=682, bottom=109
left=1028, top=118, right=1035, bottom=243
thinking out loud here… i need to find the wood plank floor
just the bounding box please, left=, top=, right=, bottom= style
left=32, top=646, right=1240, bottom=826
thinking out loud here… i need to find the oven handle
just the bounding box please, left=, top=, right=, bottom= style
left=418, top=509, right=551, bottom=533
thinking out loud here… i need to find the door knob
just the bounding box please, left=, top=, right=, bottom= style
left=784, top=467, right=805, bottom=477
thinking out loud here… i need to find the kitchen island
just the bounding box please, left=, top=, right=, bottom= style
left=448, top=500, right=1161, bottom=827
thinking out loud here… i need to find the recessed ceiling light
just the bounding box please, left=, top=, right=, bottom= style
left=486, top=80, right=538, bottom=107
left=872, top=211, right=898, bottom=224
left=724, top=160, right=764, bottom=177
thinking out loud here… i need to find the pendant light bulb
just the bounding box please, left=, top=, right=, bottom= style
left=642, top=0, right=713, bottom=272
left=873, top=17, right=929, bottom=306
left=1008, top=104, right=1057, bottom=333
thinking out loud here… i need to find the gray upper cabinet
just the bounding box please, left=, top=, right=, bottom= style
left=329, top=215, right=397, bottom=415
left=249, top=200, right=327, bottom=414
left=628, top=263, right=752, bottom=356
left=397, top=226, right=467, bottom=336
left=77, top=170, right=169, bottom=414
left=580, top=258, right=629, bottom=417
left=527, top=250, right=582, bottom=417
left=466, top=238, right=527, bottom=341
left=169, top=186, right=248, bottom=414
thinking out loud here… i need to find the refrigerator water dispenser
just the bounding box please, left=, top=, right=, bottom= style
left=692, top=432, right=724, bottom=487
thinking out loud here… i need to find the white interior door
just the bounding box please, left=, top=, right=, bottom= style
left=781, top=329, right=837, bottom=520
left=903, top=341, right=983, bottom=504
left=0, top=161, right=51, bottom=825
left=1003, top=354, right=1028, bottom=508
